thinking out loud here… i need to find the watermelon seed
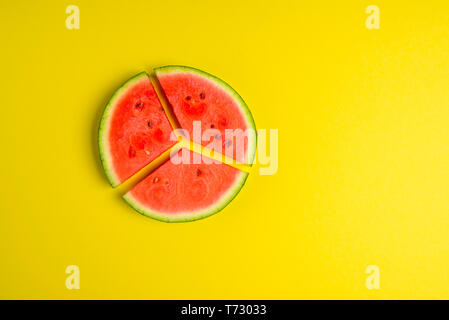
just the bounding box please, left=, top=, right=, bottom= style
left=128, top=146, right=136, bottom=158
left=196, top=169, right=202, bottom=176
left=210, top=124, right=215, bottom=128
left=185, top=96, right=191, bottom=101
left=153, top=177, right=160, bottom=183
left=147, top=121, right=152, bottom=127
left=200, top=92, right=205, bottom=99
left=135, top=102, right=144, bottom=111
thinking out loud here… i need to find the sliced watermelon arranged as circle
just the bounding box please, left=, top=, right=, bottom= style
left=98, top=66, right=256, bottom=222
left=98, top=72, right=176, bottom=187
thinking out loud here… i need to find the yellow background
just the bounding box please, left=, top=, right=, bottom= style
left=1, top=0, right=449, bottom=299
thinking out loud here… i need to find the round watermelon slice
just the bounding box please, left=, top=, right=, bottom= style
left=98, top=72, right=176, bottom=187
left=123, top=149, right=248, bottom=222
left=155, top=66, right=257, bottom=165
left=99, top=66, right=256, bottom=222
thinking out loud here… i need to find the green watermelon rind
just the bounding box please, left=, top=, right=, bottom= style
left=154, top=65, right=257, bottom=166
left=98, top=72, right=149, bottom=187
left=122, top=170, right=249, bottom=223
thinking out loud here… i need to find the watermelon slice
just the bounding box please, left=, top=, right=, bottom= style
left=123, top=149, right=248, bottom=222
left=155, top=66, right=256, bottom=164
left=98, top=72, right=176, bottom=187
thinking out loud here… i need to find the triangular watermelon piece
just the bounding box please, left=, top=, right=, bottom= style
left=154, top=66, right=257, bottom=165
left=123, top=149, right=248, bottom=222
left=98, top=72, right=176, bottom=187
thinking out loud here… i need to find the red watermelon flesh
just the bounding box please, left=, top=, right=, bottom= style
left=123, top=149, right=248, bottom=222
left=99, top=73, right=176, bottom=187
left=155, top=66, right=256, bottom=164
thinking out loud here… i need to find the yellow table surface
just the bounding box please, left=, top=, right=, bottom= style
left=1, top=1, right=449, bottom=299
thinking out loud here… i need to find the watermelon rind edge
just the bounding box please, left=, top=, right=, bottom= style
left=98, top=72, right=149, bottom=187
left=154, top=65, right=257, bottom=166
left=122, top=170, right=249, bottom=223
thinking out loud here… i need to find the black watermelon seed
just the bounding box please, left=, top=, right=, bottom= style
left=186, top=96, right=191, bottom=101
left=135, top=102, right=144, bottom=110
left=196, top=169, right=202, bottom=176
left=210, top=124, right=215, bottom=128
left=199, top=92, right=205, bottom=99
left=147, top=121, right=152, bottom=127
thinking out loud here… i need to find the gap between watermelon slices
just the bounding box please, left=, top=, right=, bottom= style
left=149, top=73, right=182, bottom=134
left=114, top=137, right=252, bottom=196
left=177, top=138, right=251, bottom=173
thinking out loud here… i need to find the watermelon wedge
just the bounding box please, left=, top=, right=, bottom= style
left=155, top=66, right=256, bottom=164
left=123, top=149, right=248, bottom=222
left=98, top=72, right=176, bottom=187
